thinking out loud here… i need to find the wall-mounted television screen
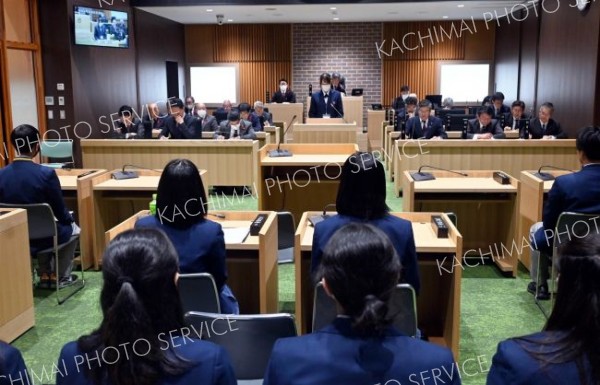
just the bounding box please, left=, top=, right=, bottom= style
left=73, top=6, right=129, bottom=48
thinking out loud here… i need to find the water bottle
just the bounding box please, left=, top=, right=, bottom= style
left=149, top=194, right=157, bottom=215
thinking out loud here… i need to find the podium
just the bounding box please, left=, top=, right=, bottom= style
left=292, top=123, right=358, bottom=144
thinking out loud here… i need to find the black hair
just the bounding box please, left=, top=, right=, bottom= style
left=155, top=159, right=208, bottom=229
left=516, top=233, right=600, bottom=385
left=168, top=98, right=184, bottom=110
left=482, top=95, right=492, bottom=106
left=491, top=92, right=505, bottom=102
left=400, top=85, right=410, bottom=92
left=405, top=97, right=418, bottom=106
left=418, top=99, right=432, bottom=110
left=279, top=78, right=288, bottom=83
left=336, top=152, right=388, bottom=220
left=576, top=126, right=600, bottom=162
left=331, top=72, right=341, bottom=79
left=227, top=110, right=241, bottom=122
left=511, top=100, right=525, bottom=110
left=118, top=105, right=133, bottom=117
left=185, top=96, right=195, bottom=103
left=77, top=229, right=193, bottom=385
left=238, top=103, right=251, bottom=113
left=319, top=72, right=331, bottom=84
left=10, top=124, right=40, bottom=156
left=540, top=102, right=555, bottom=113
left=477, top=106, right=494, bottom=117
left=318, top=223, right=400, bottom=338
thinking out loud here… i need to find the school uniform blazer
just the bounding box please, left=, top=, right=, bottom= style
left=532, top=163, right=600, bottom=253
left=311, top=214, right=420, bottom=294
left=487, top=332, right=592, bottom=385
left=159, top=115, right=198, bottom=139
left=308, top=90, right=344, bottom=118
left=406, top=116, right=447, bottom=139
left=0, top=342, right=30, bottom=385
left=264, top=317, right=460, bottom=385
left=529, top=118, right=567, bottom=139
left=467, top=119, right=505, bottom=139
left=0, top=159, right=73, bottom=245
left=56, top=338, right=236, bottom=385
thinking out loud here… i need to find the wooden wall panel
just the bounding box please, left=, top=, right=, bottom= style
left=382, top=60, right=437, bottom=105
left=214, top=25, right=290, bottom=62
left=239, top=61, right=291, bottom=105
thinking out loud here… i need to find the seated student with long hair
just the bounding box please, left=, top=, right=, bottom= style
left=0, top=342, right=29, bottom=385
left=264, top=223, right=459, bottom=384
left=487, top=233, right=600, bottom=385
left=56, top=229, right=236, bottom=385
left=311, top=152, right=420, bottom=294
left=135, top=159, right=239, bottom=314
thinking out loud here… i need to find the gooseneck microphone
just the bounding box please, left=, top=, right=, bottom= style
left=309, top=203, right=337, bottom=227
left=411, top=165, right=469, bottom=182
left=268, top=115, right=297, bottom=157
left=112, top=164, right=161, bottom=180
left=329, top=103, right=347, bottom=123
left=532, top=165, right=575, bottom=181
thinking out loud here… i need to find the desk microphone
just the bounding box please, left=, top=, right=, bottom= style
left=411, top=165, right=469, bottom=182
left=268, top=115, right=297, bottom=157
left=532, top=165, right=575, bottom=181
left=329, top=103, right=347, bottom=124
left=309, top=203, right=336, bottom=227
left=112, top=164, right=161, bottom=180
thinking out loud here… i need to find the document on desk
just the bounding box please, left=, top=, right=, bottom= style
left=223, top=227, right=250, bottom=244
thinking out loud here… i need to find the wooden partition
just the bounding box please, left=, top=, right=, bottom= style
left=292, top=124, right=358, bottom=144
left=367, top=109, right=386, bottom=151
left=81, top=139, right=258, bottom=189
left=266, top=103, right=304, bottom=126
left=393, top=140, right=579, bottom=195
left=305, top=96, right=363, bottom=127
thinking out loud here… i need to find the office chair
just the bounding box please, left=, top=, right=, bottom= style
left=40, top=139, right=74, bottom=169
left=312, top=282, right=418, bottom=337
left=178, top=273, right=220, bottom=315
left=0, top=203, right=83, bottom=304
left=185, top=312, right=297, bottom=384
left=277, top=211, right=295, bottom=264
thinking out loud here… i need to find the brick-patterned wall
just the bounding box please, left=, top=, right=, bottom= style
left=292, top=23, right=382, bottom=127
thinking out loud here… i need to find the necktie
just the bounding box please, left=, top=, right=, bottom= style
left=542, top=124, right=546, bottom=133
left=422, top=120, right=427, bottom=132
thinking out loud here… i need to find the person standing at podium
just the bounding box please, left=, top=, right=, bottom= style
left=271, top=78, right=297, bottom=103
left=405, top=100, right=447, bottom=139
left=308, top=72, right=344, bottom=119
left=311, top=152, right=419, bottom=294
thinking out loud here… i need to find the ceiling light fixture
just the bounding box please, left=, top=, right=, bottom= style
left=206, top=9, right=213, bottom=12
left=227, top=19, right=233, bottom=22
left=442, top=15, right=449, bottom=19
left=333, top=17, right=339, bottom=20
left=457, top=4, right=465, bottom=8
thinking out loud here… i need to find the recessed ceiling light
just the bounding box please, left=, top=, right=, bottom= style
left=442, top=15, right=449, bottom=19
left=457, top=4, right=465, bottom=8
left=330, top=7, right=337, bottom=10
left=333, top=17, right=339, bottom=20
left=206, top=9, right=213, bottom=12
left=227, top=19, right=233, bottom=22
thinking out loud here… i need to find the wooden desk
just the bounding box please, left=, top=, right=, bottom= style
left=518, top=170, right=572, bottom=270
left=266, top=103, right=304, bottom=125
left=292, top=124, right=358, bottom=144
left=90, top=169, right=207, bottom=269
left=257, top=144, right=357, bottom=224
left=263, top=126, right=280, bottom=145
left=403, top=170, right=520, bottom=276
left=305, top=95, right=364, bottom=128
left=295, top=211, right=463, bottom=358
left=106, top=210, right=278, bottom=314
left=367, top=109, right=386, bottom=151
left=81, top=139, right=258, bottom=189
left=385, top=129, right=400, bottom=180
left=56, top=169, right=106, bottom=269
left=0, top=209, right=34, bottom=342
left=393, top=140, right=579, bottom=196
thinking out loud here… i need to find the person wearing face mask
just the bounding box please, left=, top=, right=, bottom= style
left=194, top=102, right=218, bottom=132
left=184, top=96, right=196, bottom=117
left=309, top=72, right=344, bottom=119
left=271, top=78, right=297, bottom=103
left=214, top=110, right=256, bottom=140
left=392, top=85, right=411, bottom=111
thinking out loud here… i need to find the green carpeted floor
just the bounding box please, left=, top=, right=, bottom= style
left=10, top=181, right=546, bottom=385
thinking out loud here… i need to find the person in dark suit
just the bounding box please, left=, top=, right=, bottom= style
left=0, top=341, right=30, bottom=385
left=499, top=100, right=529, bottom=133
left=213, top=100, right=233, bottom=124
left=392, top=85, right=410, bottom=111
left=141, top=103, right=165, bottom=139
left=238, top=102, right=261, bottom=131
left=527, top=126, right=600, bottom=299
left=271, top=78, right=297, bottom=103
left=184, top=96, right=196, bottom=117
left=331, top=72, right=346, bottom=95
left=0, top=125, right=77, bottom=287
left=308, top=72, right=344, bottom=119
left=529, top=102, right=567, bottom=139
left=311, top=152, right=419, bottom=294
left=490, top=92, right=510, bottom=118
left=194, top=102, right=218, bottom=132
left=467, top=107, right=505, bottom=139
left=488, top=234, right=600, bottom=385
left=406, top=100, right=447, bottom=139
left=56, top=229, right=237, bottom=385
left=252, top=101, right=273, bottom=130
left=159, top=98, right=199, bottom=139
left=93, top=23, right=106, bottom=40
left=112, top=105, right=143, bottom=139
left=135, top=159, right=239, bottom=314
left=265, top=223, right=458, bottom=385
left=395, top=96, right=418, bottom=132
left=214, top=110, right=256, bottom=140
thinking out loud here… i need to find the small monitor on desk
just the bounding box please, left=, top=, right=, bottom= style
left=351, top=88, right=363, bottom=96
left=425, top=95, right=443, bottom=109
left=371, top=104, right=383, bottom=110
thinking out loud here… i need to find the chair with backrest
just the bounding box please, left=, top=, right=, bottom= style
left=184, top=312, right=297, bottom=384
left=40, top=139, right=74, bottom=169
left=277, top=211, right=295, bottom=264
left=535, top=212, right=600, bottom=318
left=0, top=203, right=83, bottom=304
left=312, top=282, right=418, bottom=336
left=178, top=273, right=220, bottom=315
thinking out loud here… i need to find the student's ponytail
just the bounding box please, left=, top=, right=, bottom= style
left=353, top=295, right=392, bottom=338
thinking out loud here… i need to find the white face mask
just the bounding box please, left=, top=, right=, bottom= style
left=186, top=104, right=194, bottom=110
left=321, top=84, right=331, bottom=93
left=198, top=109, right=207, bottom=118
left=280, top=85, right=288, bottom=93
left=231, top=124, right=239, bottom=130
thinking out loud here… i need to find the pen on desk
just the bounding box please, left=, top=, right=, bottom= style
left=241, top=230, right=250, bottom=243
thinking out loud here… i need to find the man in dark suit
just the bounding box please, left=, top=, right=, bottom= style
left=141, top=102, right=165, bottom=139
left=392, top=85, right=410, bottom=111
left=0, top=342, right=30, bottom=385
left=529, top=102, right=567, bottom=139
left=491, top=92, right=510, bottom=118
left=271, top=78, right=297, bottom=103
left=159, top=98, right=199, bottom=139
left=309, top=72, right=344, bottom=119
left=251, top=101, right=273, bottom=130
left=395, top=96, right=418, bottom=132
left=112, top=105, right=143, bottom=139
left=528, top=126, right=600, bottom=299
left=331, top=72, right=346, bottom=95
left=406, top=100, right=447, bottom=139
left=467, top=107, right=506, bottom=139
left=184, top=96, right=196, bottom=117
left=213, top=100, right=233, bottom=124
left=214, top=110, right=256, bottom=140
left=194, top=102, right=218, bottom=132
left=0, top=125, right=77, bottom=287
left=499, top=100, right=529, bottom=133
left=93, top=23, right=106, bottom=40
left=238, top=102, right=261, bottom=131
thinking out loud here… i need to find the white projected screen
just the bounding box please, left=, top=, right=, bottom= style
left=190, top=66, right=238, bottom=104
left=440, top=64, right=490, bottom=103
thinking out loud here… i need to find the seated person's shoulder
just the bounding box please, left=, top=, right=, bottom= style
left=135, top=214, right=159, bottom=228
left=381, top=214, right=412, bottom=229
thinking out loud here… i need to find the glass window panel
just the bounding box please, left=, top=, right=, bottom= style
left=7, top=49, right=39, bottom=129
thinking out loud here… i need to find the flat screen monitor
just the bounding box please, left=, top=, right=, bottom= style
left=74, top=6, right=129, bottom=48
left=425, top=95, right=443, bottom=108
